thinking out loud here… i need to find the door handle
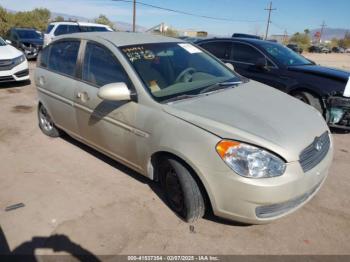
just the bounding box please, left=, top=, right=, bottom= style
left=76, top=92, right=89, bottom=102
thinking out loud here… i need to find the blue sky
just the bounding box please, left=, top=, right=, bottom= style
left=2, top=0, right=350, bottom=36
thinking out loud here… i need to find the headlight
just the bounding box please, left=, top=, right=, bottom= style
left=12, top=54, right=26, bottom=66
left=216, top=140, right=286, bottom=178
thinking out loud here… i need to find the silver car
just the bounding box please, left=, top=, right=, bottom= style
left=35, top=32, right=333, bottom=224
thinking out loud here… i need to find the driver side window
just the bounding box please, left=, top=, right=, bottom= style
left=232, top=43, right=265, bottom=64
left=82, top=42, right=129, bottom=87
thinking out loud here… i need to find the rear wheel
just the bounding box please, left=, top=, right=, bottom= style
left=159, top=157, right=205, bottom=223
left=293, top=91, right=323, bottom=114
left=38, top=104, right=61, bottom=137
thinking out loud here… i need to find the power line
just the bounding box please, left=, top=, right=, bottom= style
left=264, top=1, right=276, bottom=40
left=112, top=0, right=264, bottom=23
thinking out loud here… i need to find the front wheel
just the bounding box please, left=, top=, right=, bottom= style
left=159, top=157, right=205, bottom=223
left=293, top=91, right=323, bottom=115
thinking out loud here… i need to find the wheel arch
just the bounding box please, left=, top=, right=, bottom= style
left=149, top=150, right=214, bottom=214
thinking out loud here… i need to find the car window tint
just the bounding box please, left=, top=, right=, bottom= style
left=199, top=41, right=232, bottom=60
left=80, top=26, right=108, bottom=32
left=46, top=25, right=54, bottom=34
left=82, top=42, right=128, bottom=87
left=232, top=43, right=264, bottom=64
left=39, top=46, right=50, bottom=68
left=67, top=25, right=80, bottom=34
left=48, top=41, right=80, bottom=77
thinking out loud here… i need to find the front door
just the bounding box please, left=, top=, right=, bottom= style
left=230, top=42, right=287, bottom=91
left=74, top=41, right=141, bottom=170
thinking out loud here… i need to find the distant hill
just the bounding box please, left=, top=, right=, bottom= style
left=310, top=28, right=349, bottom=40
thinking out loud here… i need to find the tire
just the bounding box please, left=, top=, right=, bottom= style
left=293, top=91, right=323, bottom=114
left=38, top=104, right=61, bottom=137
left=159, top=157, right=205, bottom=223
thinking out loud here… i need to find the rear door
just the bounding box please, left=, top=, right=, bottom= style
left=198, top=41, right=233, bottom=63
left=74, top=41, right=141, bottom=170
left=36, top=40, right=81, bottom=135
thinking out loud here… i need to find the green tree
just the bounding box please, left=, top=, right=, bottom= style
left=53, top=16, right=65, bottom=22
left=94, top=14, right=116, bottom=30
left=289, top=31, right=311, bottom=51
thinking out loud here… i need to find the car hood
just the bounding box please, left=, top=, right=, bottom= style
left=163, top=81, right=329, bottom=162
left=0, top=45, right=23, bottom=59
left=288, top=65, right=350, bottom=82
left=21, top=38, right=43, bottom=46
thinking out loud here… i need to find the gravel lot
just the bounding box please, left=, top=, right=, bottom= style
left=0, top=57, right=349, bottom=257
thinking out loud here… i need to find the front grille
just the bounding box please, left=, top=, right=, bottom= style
left=256, top=180, right=323, bottom=218
left=0, top=75, right=14, bottom=82
left=15, top=69, right=29, bottom=78
left=299, top=132, right=330, bottom=173
left=0, top=59, right=14, bottom=71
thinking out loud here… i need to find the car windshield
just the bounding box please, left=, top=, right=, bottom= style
left=17, top=29, right=42, bottom=39
left=0, top=37, right=6, bottom=46
left=261, top=42, right=312, bottom=66
left=121, top=42, right=240, bottom=102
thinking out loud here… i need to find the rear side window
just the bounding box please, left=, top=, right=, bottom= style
left=48, top=41, right=80, bottom=77
left=232, top=43, right=265, bottom=64
left=199, top=41, right=232, bottom=60
left=54, top=25, right=80, bottom=36
left=80, top=26, right=109, bottom=32
left=82, top=42, right=128, bottom=87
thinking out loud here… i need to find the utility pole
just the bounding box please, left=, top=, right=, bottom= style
left=283, top=29, right=288, bottom=43
left=264, top=1, right=276, bottom=40
left=132, top=0, right=136, bottom=32
left=319, top=20, right=327, bottom=43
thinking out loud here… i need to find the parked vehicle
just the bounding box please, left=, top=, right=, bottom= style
left=36, top=32, right=332, bottom=224
left=287, top=43, right=303, bottom=54
left=309, top=45, right=322, bottom=53
left=232, top=33, right=262, bottom=40
left=0, top=37, right=29, bottom=83
left=5, top=27, right=43, bottom=59
left=346, top=48, right=350, bottom=53
left=320, top=46, right=331, bottom=54
left=44, top=22, right=114, bottom=46
left=196, top=38, right=350, bottom=130
left=332, top=47, right=345, bottom=53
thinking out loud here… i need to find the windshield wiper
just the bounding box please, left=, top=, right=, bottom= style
left=162, top=94, right=200, bottom=104
left=199, top=80, right=242, bottom=94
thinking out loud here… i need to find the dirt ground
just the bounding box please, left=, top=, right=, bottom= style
left=0, top=58, right=349, bottom=258
left=303, top=52, right=350, bottom=71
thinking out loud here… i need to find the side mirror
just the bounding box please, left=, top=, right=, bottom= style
left=254, top=57, right=268, bottom=70
left=97, top=82, right=131, bottom=101
left=5, top=39, right=12, bottom=45
left=225, top=62, right=235, bottom=71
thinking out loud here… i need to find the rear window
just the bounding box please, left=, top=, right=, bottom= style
left=46, top=25, right=54, bottom=34
left=47, top=41, right=80, bottom=77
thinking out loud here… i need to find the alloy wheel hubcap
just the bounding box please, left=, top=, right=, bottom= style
left=39, top=106, right=54, bottom=132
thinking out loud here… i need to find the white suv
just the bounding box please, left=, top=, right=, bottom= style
left=0, top=37, right=29, bottom=83
left=44, top=22, right=113, bottom=46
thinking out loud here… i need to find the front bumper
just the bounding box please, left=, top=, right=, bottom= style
left=22, top=46, right=42, bottom=59
left=326, top=96, right=350, bottom=130
left=0, top=61, right=30, bottom=82
left=200, top=138, right=333, bottom=224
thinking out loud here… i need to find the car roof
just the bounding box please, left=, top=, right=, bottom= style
left=12, top=28, right=37, bottom=31
left=55, top=32, right=182, bottom=47
left=49, top=21, right=111, bottom=27
left=196, top=37, right=274, bottom=46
